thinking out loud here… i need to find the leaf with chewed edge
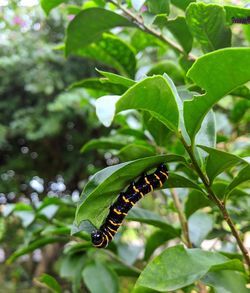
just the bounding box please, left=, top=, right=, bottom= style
left=184, top=48, right=250, bottom=143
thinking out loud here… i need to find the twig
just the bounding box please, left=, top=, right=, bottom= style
left=108, top=0, right=197, bottom=61
left=180, top=136, right=250, bottom=273
left=170, top=188, right=192, bottom=248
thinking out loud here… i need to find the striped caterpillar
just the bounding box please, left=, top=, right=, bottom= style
left=91, top=163, right=168, bottom=248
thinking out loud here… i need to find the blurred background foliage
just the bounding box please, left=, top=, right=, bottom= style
left=0, top=0, right=250, bottom=292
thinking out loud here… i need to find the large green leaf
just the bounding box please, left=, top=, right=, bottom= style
left=75, top=155, right=186, bottom=227
left=224, top=164, right=250, bottom=198
left=41, top=0, right=69, bottom=15
left=96, top=76, right=179, bottom=131
left=198, top=145, right=246, bottom=183
left=82, top=262, right=119, bottom=293
left=133, top=245, right=242, bottom=292
left=186, top=3, right=231, bottom=53
left=72, top=34, right=136, bottom=77
left=36, top=274, right=62, bottom=293
left=154, top=16, right=193, bottom=53
left=188, top=211, right=214, bottom=246
left=65, top=8, right=135, bottom=56
left=127, top=207, right=180, bottom=236
left=184, top=48, right=250, bottom=142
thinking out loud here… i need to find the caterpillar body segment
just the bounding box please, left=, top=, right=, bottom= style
left=91, top=163, right=168, bottom=248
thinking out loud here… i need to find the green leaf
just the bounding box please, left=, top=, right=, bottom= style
left=154, top=16, right=193, bottom=53
left=96, top=70, right=136, bottom=88
left=224, top=5, right=250, bottom=25
left=188, top=211, right=213, bottom=246
left=65, top=8, right=135, bottom=56
left=147, top=60, right=184, bottom=85
left=144, top=230, right=176, bottom=260
left=7, top=237, right=65, bottom=264
left=73, top=33, right=136, bottom=77
left=60, top=254, right=86, bottom=279
left=127, top=207, right=181, bottom=236
left=133, top=245, right=233, bottom=292
left=212, top=181, right=248, bottom=200
left=36, top=274, right=61, bottom=293
left=165, top=172, right=202, bottom=191
left=83, top=262, right=119, bottom=293
left=69, top=78, right=128, bottom=95
left=224, top=164, right=250, bottom=198
left=118, top=143, right=155, bottom=161
left=142, top=111, right=171, bottom=146
left=171, top=0, right=196, bottom=11
left=41, top=0, right=69, bottom=15
left=230, top=100, right=250, bottom=123
left=97, top=76, right=179, bottom=131
left=198, top=145, right=246, bottom=183
left=60, top=254, right=86, bottom=292
left=185, top=190, right=210, bottom=218
left=209, top=259, right=245, bottom=273
left=131, top=30, right=164, bottom=52
left=41, top=226, right=71, bottom=236
left=81, top=137, right=127, bottom=153
left=75, top=154, right=186, bottom=227
left=202, top=270, right=249, bottom=293
left=186, top=3, right=231, bottom=53
left=184, top=48, right=250, bottom=142
left=148, top=0, right=170, bottom=15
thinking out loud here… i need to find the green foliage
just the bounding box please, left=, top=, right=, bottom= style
left=65, top=8, right=134, bottom=56
left=2, top=0, right=250, bottom=292
left=186, top=3, right=231, bottom=53
left=134, top=245, right=246, bottom=292
left=184, top=48, right=250, bottom=142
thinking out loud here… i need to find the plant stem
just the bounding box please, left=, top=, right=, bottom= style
left=108, top=0, right=197, bottom=61
left=180, top=136, right=250, bottom=272
left=170, top=188, right=192, bottom=248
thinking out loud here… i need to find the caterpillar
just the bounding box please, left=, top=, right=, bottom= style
left=91, top=163, right=168, bottom=248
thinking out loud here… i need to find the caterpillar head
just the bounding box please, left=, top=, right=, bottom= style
left=91, top=230, right=106, bottom=248
left=159, top=163, right=168, bottom=172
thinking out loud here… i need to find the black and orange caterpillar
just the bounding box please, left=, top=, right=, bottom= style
left=91, top=163, right=168, bottom=248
